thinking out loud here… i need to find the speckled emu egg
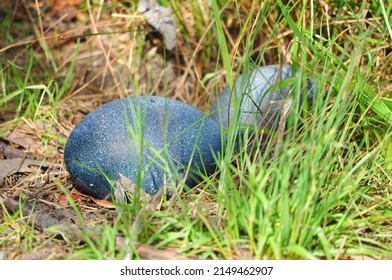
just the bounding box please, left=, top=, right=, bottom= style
left=64, top=96, right=222, bottom=199
left=210, top=64, right=318, bottom=133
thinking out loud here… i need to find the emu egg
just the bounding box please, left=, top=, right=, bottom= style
left=209, top=64, right=318, bottom=133
left=64, top=96, right=221, bottom=199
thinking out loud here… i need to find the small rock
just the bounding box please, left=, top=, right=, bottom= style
left=64, top=96, right=221, bottom=199
left=209, top=64, right=318, bottom=135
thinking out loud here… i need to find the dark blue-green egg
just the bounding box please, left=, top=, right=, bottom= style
left=64, top=96, right=222, bottom=199
left=209, top=64, right=318, bottom=134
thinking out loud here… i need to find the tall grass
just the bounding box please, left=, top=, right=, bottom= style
left=126, top=0, right=392, bottom=259
left=0, top=0, right=391, bottom=259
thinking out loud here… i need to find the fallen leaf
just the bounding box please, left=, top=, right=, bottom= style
left=19, top=249, right=51, bottom=260
left=116, top=173, right=138, bottom=195
left=2, top=130, right=40, bottom=153
left=138, top=0, right=158, bottom=13
left=138, top=0, right=177, bottom=50
left=58, top=194, right=69, bottom=208
left=91, top=197, right=116, bottom=209
left=113, top=173, right=150, bottom=205
left=0, top=140, right=35, bottom=160
left=113, top=173, right=138, bottom=203
left=0, top=158, right=50, bottom=185
left=53, top=209, right=79, bottom=225
left=136, top=244, right=193, bottom=260
left=70, top=190, right=84, bottom=202
left=2, top=122, right=60, bottom=157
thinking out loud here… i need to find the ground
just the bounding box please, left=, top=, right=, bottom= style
left=0, top=0, right=391, bottom=260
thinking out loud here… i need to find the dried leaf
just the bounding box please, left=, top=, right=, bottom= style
left=58, top=194, right=69, bottom=208
left=113, top=173, right=141, bottom=204
left=70, top=189, right=86, bottom=197
left=70, top=190, right=84, bottom=202
left=2, top=130, right=40, bottom=153
left=53, top=209, right=79, bottom=225
left=2, top=122, right=59, bottom=157
left=117, top=173, right=138, bottom=193
left=0, top=158, right=50, bottom=185
left=0, top=140, right=35, bottom=159
left=90, top=197, right=116, bottom=209
left=138, top=0, right=177, bottom=50
left=138, top=0, right=158, bottom=13
left=136, top=244, right=193, bottom=260
left=19, top=249, right=51, bottom=260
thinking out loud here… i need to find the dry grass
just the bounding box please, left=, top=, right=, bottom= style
left=0, top=0, right=391, bottom=259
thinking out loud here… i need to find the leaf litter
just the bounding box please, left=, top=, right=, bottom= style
left=1, top=0, right=390, bottom=260
left=0, top=0, right=191, bottom=260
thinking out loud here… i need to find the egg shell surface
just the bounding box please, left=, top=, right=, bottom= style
left=209, top=64, right=318, bottom=133
left=64, top=96, right=222, bottom=199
